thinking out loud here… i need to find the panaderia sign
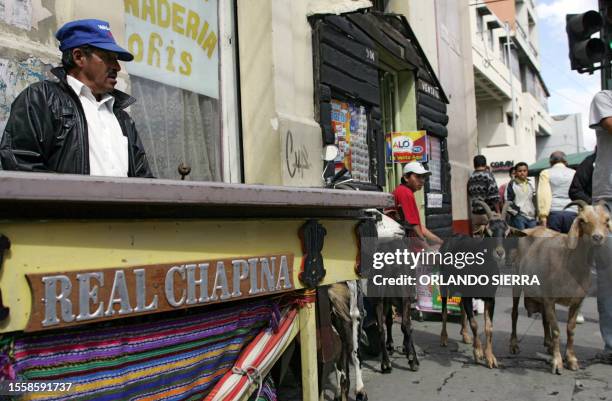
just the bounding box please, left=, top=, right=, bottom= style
left=124, top=0, right=219, bottom=98
left=25, top=253, right=294, bottom=331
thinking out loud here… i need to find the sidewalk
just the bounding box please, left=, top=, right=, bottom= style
left=360, top=296, right=612, bottom=401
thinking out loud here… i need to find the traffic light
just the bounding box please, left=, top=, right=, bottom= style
left=566, top=11, right=605, bottom=73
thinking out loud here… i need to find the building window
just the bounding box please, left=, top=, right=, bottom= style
left=506, top=112, right=514, bottom=127
left=125, top=0, right=223, bottom=182
left=330, top=99, right=371, bottom=183
left=487, top=29, right=494, bottom=50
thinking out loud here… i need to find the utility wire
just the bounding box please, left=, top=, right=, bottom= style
left=540, top=54, right=599, bottom=98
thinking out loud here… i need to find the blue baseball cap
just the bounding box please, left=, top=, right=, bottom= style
left=56, top=19, right=133, bottom=62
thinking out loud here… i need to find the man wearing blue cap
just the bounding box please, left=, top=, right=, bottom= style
left=0, top=19, right=153, bottom=177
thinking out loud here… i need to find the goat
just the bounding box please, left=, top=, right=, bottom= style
left=366, top=242, right=419, bottom=373
left=440, top=201, right=521, bottom=369
left=325, top=281, right=367, bottom=401
left=509, top=200, right=611, bottom=374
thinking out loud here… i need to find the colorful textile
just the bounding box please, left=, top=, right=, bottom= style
left=7, top=300, right=273, bottom=401
left=205, top=307, right=298, bottom=401
left=247, top=375, right=277, bottom=401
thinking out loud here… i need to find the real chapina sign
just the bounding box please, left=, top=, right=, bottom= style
left=25, top=253, right=294, bottom=332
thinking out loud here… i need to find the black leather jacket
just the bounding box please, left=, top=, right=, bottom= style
left=0, top=67, right=153, bottom=177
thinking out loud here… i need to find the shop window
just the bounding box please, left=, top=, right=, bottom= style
left=330, top=99, right=370, bottom=183
left=125, top=0, right=222, bottom=181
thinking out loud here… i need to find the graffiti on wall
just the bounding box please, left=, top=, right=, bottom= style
left=0, top=0, right=52, bottom=31
left=0, top=57, right=50, bottom=133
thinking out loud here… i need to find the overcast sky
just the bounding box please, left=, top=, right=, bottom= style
left=537, top=0, right=599, bottom=150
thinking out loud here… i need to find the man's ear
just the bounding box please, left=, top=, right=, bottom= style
left=72, top=48, right=88, bottom=68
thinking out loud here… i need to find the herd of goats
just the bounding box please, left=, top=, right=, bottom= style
left=322, top=199, right=611, bottom=401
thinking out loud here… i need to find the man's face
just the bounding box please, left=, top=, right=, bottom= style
left=74, top=47, right=121, bottom=96
left=515, top=165, right=528, bottom=181
left=406, top=173, right=426, bottom=191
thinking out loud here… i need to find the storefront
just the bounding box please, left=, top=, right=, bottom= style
left=309, top=10, right=452, bottom=235
left=0, top=2, right=394, bottom=400
left=0, top=174, right=391, bottom=399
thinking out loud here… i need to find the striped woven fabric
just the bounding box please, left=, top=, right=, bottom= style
left=9, top=300, right=273, bottom=401
left=247, top=375, right=277, bottom=401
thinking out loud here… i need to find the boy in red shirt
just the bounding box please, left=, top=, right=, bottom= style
left=393, top=161, right=443, bottom=248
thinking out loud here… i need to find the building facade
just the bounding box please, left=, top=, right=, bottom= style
left=536, top=113, right=586, bottom=160
left=470, top=0, right=552, bottom=185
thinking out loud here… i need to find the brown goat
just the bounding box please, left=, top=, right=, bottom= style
left=509, top=200, right=611, bottom=374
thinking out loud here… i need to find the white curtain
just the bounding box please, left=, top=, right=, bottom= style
left=130, top=76, right=221, bottom=182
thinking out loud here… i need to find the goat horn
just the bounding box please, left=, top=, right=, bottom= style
left=501, top=201, right=511, bottom=221
left=474, top=200, right=493, bottom=219
left=564, top=200, right=588, bottom=211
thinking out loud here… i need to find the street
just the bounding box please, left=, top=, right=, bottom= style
left=359, top=297, right=612, bottom=401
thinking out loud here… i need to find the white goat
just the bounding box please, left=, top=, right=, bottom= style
left=509, top=200, right=611, bottom=374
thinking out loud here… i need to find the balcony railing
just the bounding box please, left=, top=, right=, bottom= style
left=515, top=20, right=528, bottom=41
left=515, top=21, right=538, bottom=58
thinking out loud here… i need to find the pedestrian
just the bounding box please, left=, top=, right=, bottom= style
left=569, top=150, right=596, bottom=204
left=394, top=161, right=443, bottom=248
left=467, top=155, right=500, bottom=234
left=0, top=19, right=152, bottom=178
left=537, top=151, right=577, bottom=233
left=498, top=166, right=515, bottom=207
left=505, top=162, right=537, bottom=229
left=588, top=90, right=612, bottom=364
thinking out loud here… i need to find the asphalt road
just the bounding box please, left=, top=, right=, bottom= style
left=356, top=296, right=612, bottom=401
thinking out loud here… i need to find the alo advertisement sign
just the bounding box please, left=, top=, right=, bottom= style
left=386, top=131, right=428, bottom=163
left=124, top=0, right=219, bottom=98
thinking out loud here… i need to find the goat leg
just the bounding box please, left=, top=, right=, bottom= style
left=565, top=303, right=580, bottom=371
left=509, top=288, right=520, bottom=354
left=483, top=298, right=498, bottom=368
left=541, top=303, right=553, bottom=354
left=385, top=303, right=395, bottom=353
left=463, top=298, right=483, bottom=362
left=543, top=303, right=563, bottom=375
left=460, top=300, right=472, bottom=344
left=347, top=281, right=368, bottom=401
left=441, top=292, right=448, bottom=347
left=376, top=300, right=392, bottom=373
left=401, top=297, right=419, bottom=371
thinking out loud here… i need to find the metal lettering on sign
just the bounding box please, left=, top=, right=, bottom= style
left=418, top=80, right=440, bottom=100
left=26, top=253, right=294, bottom=332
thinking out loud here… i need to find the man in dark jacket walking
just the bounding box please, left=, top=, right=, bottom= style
left=569, top=151, right=596, bottom=204
left=0, top=19, right=152, bottom=177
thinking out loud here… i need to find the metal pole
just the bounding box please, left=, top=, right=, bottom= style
left=601, top=0, right=612, bottom=90
left=505, top=22, right=519, bottom=144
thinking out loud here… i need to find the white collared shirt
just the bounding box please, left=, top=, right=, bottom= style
left=67, top=75, right=128, bottom=177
